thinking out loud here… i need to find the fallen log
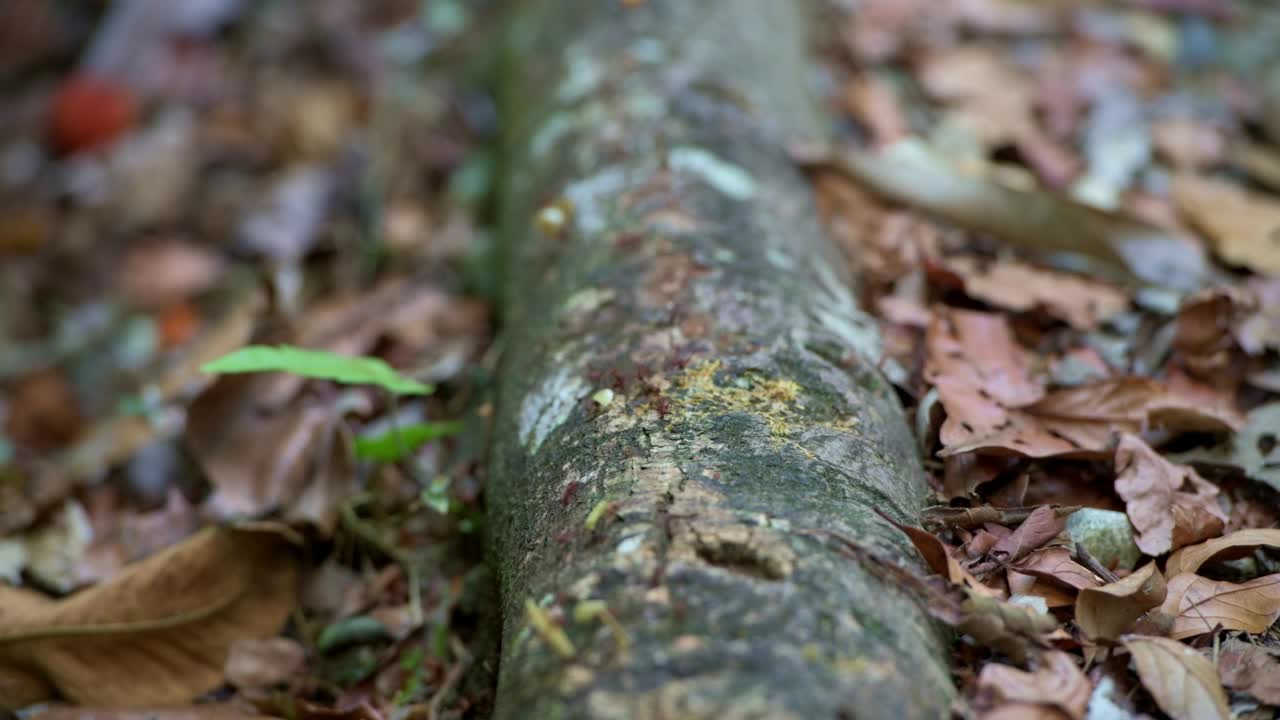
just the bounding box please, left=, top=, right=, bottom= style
left=488, top=1, right=953, bottom=717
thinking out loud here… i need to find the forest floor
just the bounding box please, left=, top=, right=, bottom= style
left=2, top=1, right=1280, bottom=719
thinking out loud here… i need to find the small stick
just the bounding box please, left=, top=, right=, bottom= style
left=1072, top=542, right=1120, bottom=584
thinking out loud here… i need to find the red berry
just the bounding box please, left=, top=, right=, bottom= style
left=49, top=74, right=137, bottom=154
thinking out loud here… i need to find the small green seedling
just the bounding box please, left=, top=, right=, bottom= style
left=355, top=421, right=464, bottom=461
left=201, top=345, right=431, bottom=396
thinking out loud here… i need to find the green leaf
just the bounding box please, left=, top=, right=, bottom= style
left=353, top=421, right=465, bottom=462
left=201, top=345, right=431, bottom=396
left=422, top=476, right=452, bottom=515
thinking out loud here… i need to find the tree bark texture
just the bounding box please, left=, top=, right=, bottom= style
left=489, top=1, right=953, bottom=717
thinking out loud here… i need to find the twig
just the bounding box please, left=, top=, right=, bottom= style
left=1072, top=543, right=1120, bottom=584
left=428, top=636, right=471, bottom=720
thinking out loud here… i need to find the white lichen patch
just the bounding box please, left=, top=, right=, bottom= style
left=766, top=247, right=795, bottom=269
left=558, top=45, right=606, bottom=103
left=806, top=261, right=882, bottom=364
left=668, top=147, right=757, bottom=201
left=564, top=165, right=630, bottom=235
left=562, top=287, right=616, bottom=317
left=627, top=37, right=665, bottom=64
left=519, top=365, right=589, bottom=454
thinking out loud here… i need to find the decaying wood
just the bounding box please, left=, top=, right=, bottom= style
left=488, top=1, right=953, bottom=716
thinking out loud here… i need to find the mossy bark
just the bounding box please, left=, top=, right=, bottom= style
left=488, top=1, right=953, bottom=717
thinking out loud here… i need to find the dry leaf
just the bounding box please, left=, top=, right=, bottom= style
left=224, top=637, right=306, bottom=690
left=806, top=140, right=1209, bottom=290
left=27, top=704, right=274, bottom=720
left=187, top=385, right=359, bottom=533
left=116, top=239, right=225, bottom=308
left=917, top=46, right=1035, bottom=149
left=1237, top=277, right=1280, bottom=354
left=977, top=650, right=1091, bottom=720
left=1122, top=635, right=1229, bottom=720
left=1028, top=377, right=1243, bottom=435
left=956, top=589, right=1059, bottom=663
left=938, top=256, right=1128, bottom=330
left=1165, top=529, right=1280, bottom=576
left=1175, top=287, right=1252, bottom=379
left=971, top=506, right=1067, bottom=574
left=1217, top=637, right=1280, bottom=706
left=1075, top=562, right=1167, bottom=641
left=923, top=310, right=1237, bottom=458
left=1159, top=572, right=1280, bottom=639
left=1114, top=434, right=1226, bottom=556
left=0, top=526, right=299, bottom=709
left=843, top=73, right=908, bottom=148
left=1010, top=547, right=1101, bottom=592
left=877, top=510, right=1002, bottom=597
left=925, top=308, right=1113, bottom=458
left=1172, top=173, right=1280, bottom=276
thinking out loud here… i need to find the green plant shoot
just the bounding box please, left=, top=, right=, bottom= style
left=201, top=345, right=431, bottom=396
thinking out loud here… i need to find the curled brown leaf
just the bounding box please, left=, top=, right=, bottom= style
left=1075, top=562, right=1167, bottom=641
left=1122, top=635, right=1229, bottom=720
left=0, top=526, right=299, bottom=709
left=1114, top=434, right=1226, bottom=556
left=1159, top=572, right=1280, bottom=639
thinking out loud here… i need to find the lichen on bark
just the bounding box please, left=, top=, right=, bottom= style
left=489, top=1, right=954, bottom=717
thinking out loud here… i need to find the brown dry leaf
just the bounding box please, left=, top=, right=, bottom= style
left=971, top=506, right=1067, bottom=574
left=807, top=140, right=1209, bottom=290
left=1151, top=117, right=1226, bottom=171
left=0, top=525, right=298, bottom=709
left=814, top=174, right=929, bottom=287
left=1011, top=547, right=1101, bottom=592
left=877, top=510, right=1002, bottom=598
left=187, top=382, right=359, bottom=533
left=1075, top=562, right=1167, bottom=641
left=1122, top=635, right=1229, bottom=720
left=1172, top=173, right=1280, bottom=276
left=917, top=46, right=1035, bottom=149
left=939, top=256, right=1128, bottom=330
left=224, top=637, right=306, bottom=691
left=115, top=239, right=225, bottom=308
left=927, top=308, right=1044, bottom=408
left=1237, top=276, right=1280, bottom=354
left=1217, top=637, right=1280, bottom=706
left=1029, top=376, right=1243, bottom=434
left=1114, top=434, right=1226, bottom=556
left=843, top=73, right=908, bottom=148
left=926, top=309, right=1128, bottom=458
left=27, top=704, right=274, bottom=720
left=4, top=369, right=84, bottom=453
left=977, top=650, right=1091, bottom=720
left=1166, top=529, right=1280, bottom=576
left=1159, top=573, right=1280, bottom=639
left=957, top=589, right=1059, bottom=664
left=1175, top=286, right=1253, bottom=379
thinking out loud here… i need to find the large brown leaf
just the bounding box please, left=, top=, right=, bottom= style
left=1028, top=377, right=1243, bottom=435
left=925, top=309, right=1118, bottom=458
left=924, top=311, right=1236, bottom=458
left=1122, top=635, right=1229, bottom=720
left=1075, top=562, right=1166, bottom=641
left=1114, top=434, right=1226, bottom=556
left=970, top=506, right=1067, bottom=574
left=1165, top=529, right=1280, bottom=576
left=938, top=256, right=1127, bottom=330
left=0, top=526, right=299, bottom=708
left=976, top=650, right=1091, bottom=720
left=1172, top=173, right=1280, bottom=276
left=1218, top=637, right=1280, bottom=706
left=801, top=140, right=1209, bottom=290
left=1010, top=546, right=1101, bottom=592
left=1159, top=572, right=1280, bottom=639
